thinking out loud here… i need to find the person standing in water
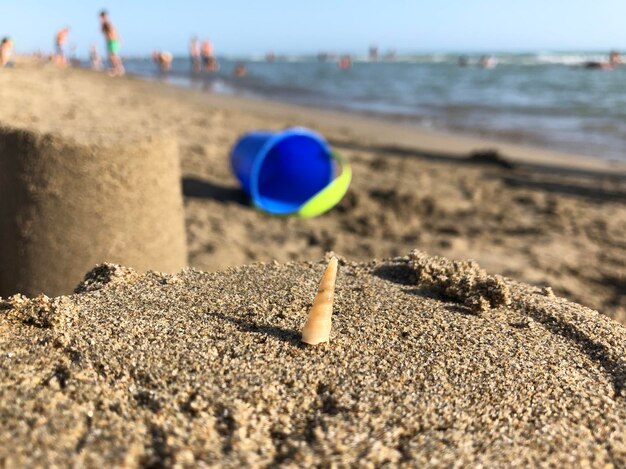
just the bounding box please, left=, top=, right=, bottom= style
left=233, top=62, right=247, bottom=77
left=609, top=50, right=621, bottom=68
left=99, top=10, right=124, bottom=76
left=152, top=51, right=173, bottom=72
left=189, top=37, right=201, bottom=72
left=338, top=55, right=351, bottom=70
left=201, top=40, right=218, bottom=72
left=479, top=55, right=497, bottom=68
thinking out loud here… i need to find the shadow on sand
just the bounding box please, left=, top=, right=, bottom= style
left=330, top=139, right=516, bottom=169
left=499, top=175, right=626, bottom=203
left=182, top=177, right=248, bottom=205
left=330, top=139, right=626, bottom=178
left=330, top=139, right=626, bottom=203
left=206, top=311, right=302, bottom=347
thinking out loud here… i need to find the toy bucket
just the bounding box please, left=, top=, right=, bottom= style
left=230, top=127, right=351, bottom=217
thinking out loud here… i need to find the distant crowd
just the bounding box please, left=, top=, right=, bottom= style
left=0, top=10, right=623, bottom=76
left=1, top=9, right=124, bottom=76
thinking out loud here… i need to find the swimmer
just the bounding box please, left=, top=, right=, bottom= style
left=479, top=55, right=497, bottom=69
left=0, top=37, right=14, bottom=67
left=234, top=63, right=247, bottom=77
left=99, top=10, right=125, bottom=76
left=583, top=51, right=621, bottom=70
left=338, top=55, right=351, bottom=70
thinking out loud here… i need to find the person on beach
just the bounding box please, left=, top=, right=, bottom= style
left=69, top=44, right=81, bottom=67
left=90, top=44, right=101, bottom=70
left=99, top=10, right=124, bottom=76
left=54, top=27, right=70, bottom=65
left=0, top=37, right=14, bottom=67
left=190, top=36, right=200, bottom=72
left=152, top=51, right=173, bottom=72
left=201, top=40, right=218, bottom=72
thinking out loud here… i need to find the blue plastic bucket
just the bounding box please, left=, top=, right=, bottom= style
left=230, top=128, right=335, bottom=215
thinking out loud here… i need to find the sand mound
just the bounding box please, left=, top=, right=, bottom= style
left=409, top=250, right=511, bottom=313
left=1, top=251, right=625, bottom=467
left=0, top=125, right=187, bottom=297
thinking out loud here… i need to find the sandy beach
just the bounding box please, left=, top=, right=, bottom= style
left=1, top=60, right=626, bottom=465
left=2, top=253, right=626, bottom=466
left=1, top=61, right=624, bottom=323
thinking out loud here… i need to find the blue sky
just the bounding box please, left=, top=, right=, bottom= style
left=1, top=0, right=625, bottom=56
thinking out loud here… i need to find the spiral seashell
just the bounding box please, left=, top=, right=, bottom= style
left=301, top=257, right=338, bottom=345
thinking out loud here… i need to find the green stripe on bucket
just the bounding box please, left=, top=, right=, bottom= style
left=297, top=152, right=352, bottom=218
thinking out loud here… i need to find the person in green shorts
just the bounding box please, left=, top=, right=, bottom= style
left=99, top=10, right=124, bottom=76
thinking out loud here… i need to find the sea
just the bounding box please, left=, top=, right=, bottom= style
left=119, top=52, right=626, bottom=161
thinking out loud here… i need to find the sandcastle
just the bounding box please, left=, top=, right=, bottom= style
left=0, top=125, right=187, bottom=297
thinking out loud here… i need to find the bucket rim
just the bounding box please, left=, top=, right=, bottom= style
left=249, top=127, right=333, bottom=214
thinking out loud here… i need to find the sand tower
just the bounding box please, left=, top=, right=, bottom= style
left=0, top=125, right=187, bottom=297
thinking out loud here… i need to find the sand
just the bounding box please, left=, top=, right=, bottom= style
left=1, top=62, right=624, bottom=323
left=1, top=61, right=626, bottom=466
left=1, top=251, right=626, bottom=466
left=0, top=125, right=187, bottom=297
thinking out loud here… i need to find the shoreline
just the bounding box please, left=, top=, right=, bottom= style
left=126, top=67, right=626, bottom=175
left=11, top=56, right=626, bottom=174
left=115, top=51, right=626, bottom=165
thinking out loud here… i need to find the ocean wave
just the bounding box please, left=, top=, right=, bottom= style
left=125, top=52, right=619, bottom=67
